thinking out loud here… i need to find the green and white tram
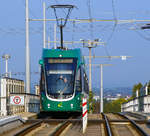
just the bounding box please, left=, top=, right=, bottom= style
left=39, top=48, right=89, bottom=113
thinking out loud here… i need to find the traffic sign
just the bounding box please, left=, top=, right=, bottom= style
left=10, top=96, right=24, bottom=105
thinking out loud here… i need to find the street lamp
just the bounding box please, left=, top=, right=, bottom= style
left=50, top=5, right=74, bottom=49
left=81, top=39, right=104, bottom=93
left=81, top=39, right=104, bottom=113
left=85, top=55, right=132, bottom=113
left=91, top=64, right=112, bottom=113
left=2, top=54, right=11, bottom=77
left=141, top=24, right=150, bottom=29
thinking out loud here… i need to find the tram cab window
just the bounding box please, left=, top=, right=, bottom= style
left=40, top=67, right=45, bottom=93
left=76, top=67, right=81, bottom=92
left=84, top=71, right=89, bottom=94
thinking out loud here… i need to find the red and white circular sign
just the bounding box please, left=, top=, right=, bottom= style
left=10, top=95, right=24, bottom=105
left=13, top=96, right=21, bottom=104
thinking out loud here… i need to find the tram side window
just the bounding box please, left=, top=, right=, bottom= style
left=40, top=67, right=45, bottom=92
left=84, top=72, right=89, bottom=94
left=76, top=68, right=81, bottom=92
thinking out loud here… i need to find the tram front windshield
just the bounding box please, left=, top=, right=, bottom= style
left=44, top=58, right=77, bottom=97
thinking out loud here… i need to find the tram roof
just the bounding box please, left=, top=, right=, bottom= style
left=42, top=48, right=82, bottom=59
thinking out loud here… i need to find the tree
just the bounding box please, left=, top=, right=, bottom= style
left=93, top=100, right=100, bottom=113
left=88, top=91, right=95, bottom=113
left=132, top=83, right=143, bottom=98
left=147, top=81, right=150, bottom=95
left=104, top=98, right=127, bottom=113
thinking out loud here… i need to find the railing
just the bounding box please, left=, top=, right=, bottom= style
left=121, top=95, right=150, bottom=113
left=0, top=93, right=40, bottom=116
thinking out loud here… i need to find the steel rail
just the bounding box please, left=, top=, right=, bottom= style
left=14, top=120, right=43, bottom=136
left=117, top=113, right=149, bottom=136
left=125, top=112, right=147, bottom=120
left=101, top=113, right=113, bottom=136
left=49, top=121, right=71, bottom=136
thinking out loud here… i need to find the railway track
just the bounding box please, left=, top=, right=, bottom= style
left=12, top=117, right=77, bottom=136
left=118, top=113, right=149, bottom=136
left=8, top=120, right=72, bottom=136
left=104, top=113, right=149, bottom=136
left=1, top=113, right=150, bottom=136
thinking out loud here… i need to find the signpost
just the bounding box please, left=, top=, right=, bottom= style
left=82, top=97, right=88, bottom=133
left=10, top=96, right=24, bottom=105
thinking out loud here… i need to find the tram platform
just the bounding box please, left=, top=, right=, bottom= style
left=15, top=112, right=38, bottom=120
left=0, top=115, right=25, bottom=134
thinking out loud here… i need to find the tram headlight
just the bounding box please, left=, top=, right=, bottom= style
left=71, top=104, right=73, bottom=108
left=48, top=104, right=50, bottom=108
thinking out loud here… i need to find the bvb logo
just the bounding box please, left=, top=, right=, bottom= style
left=58, top=102, right=62, bottom=107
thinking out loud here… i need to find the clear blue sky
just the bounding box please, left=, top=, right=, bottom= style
left=0, top=0, right=150, bottom=89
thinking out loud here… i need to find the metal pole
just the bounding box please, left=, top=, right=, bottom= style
left=26, top=0, right=30, bottom=93
left=54, top=23, right=57, bottom=49
left=6, top=59, right=8, bottom=77
left=89, top=47, right=92, bottom=92
left=43, top=2, right=46, bottom=48
left=48, top=36, right=50, bottom=48
left=100, top=64, right=103, bottom=113
left=9, top=71, right=11, bottom=78
left=60, top=25, right=63, bottom=48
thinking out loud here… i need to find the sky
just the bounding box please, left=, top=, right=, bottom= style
left=0, top=0, right=150, bottom=90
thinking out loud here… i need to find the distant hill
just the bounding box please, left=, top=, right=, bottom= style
left=92, top=87, right=132, bottom=97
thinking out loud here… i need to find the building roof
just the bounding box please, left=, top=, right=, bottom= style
left=1, top=77, right=24, bottom=82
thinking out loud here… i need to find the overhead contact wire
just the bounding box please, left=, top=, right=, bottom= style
left=104, top=0, right=118, bottom=58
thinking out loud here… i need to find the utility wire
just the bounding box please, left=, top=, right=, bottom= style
left=133, top=23, right=150, bottom=41
left=87, top=0, right=94, bottom=39
left=135, top=30, right=150, bottom=41
left=87, top=0, right=97, bottom=58
left=104, top=0, right=118, bottom=58
left=0, top=26, right=44, bottom=36
left=21, top=0, right=39, bottom=19
left=106, top=0, right=117, bottom=43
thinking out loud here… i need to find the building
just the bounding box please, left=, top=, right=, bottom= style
left=35, top=85, right=40, bottom=95
left=121, top=83, right=150, bottom=113
left=0, top=77, right=25, bottom=116
left=0, top=77, right=40, bottom=116
left=106, top=97, right=118, bottom=101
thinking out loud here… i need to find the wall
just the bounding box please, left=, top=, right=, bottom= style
left=121, top=95, right=150, bottom=113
